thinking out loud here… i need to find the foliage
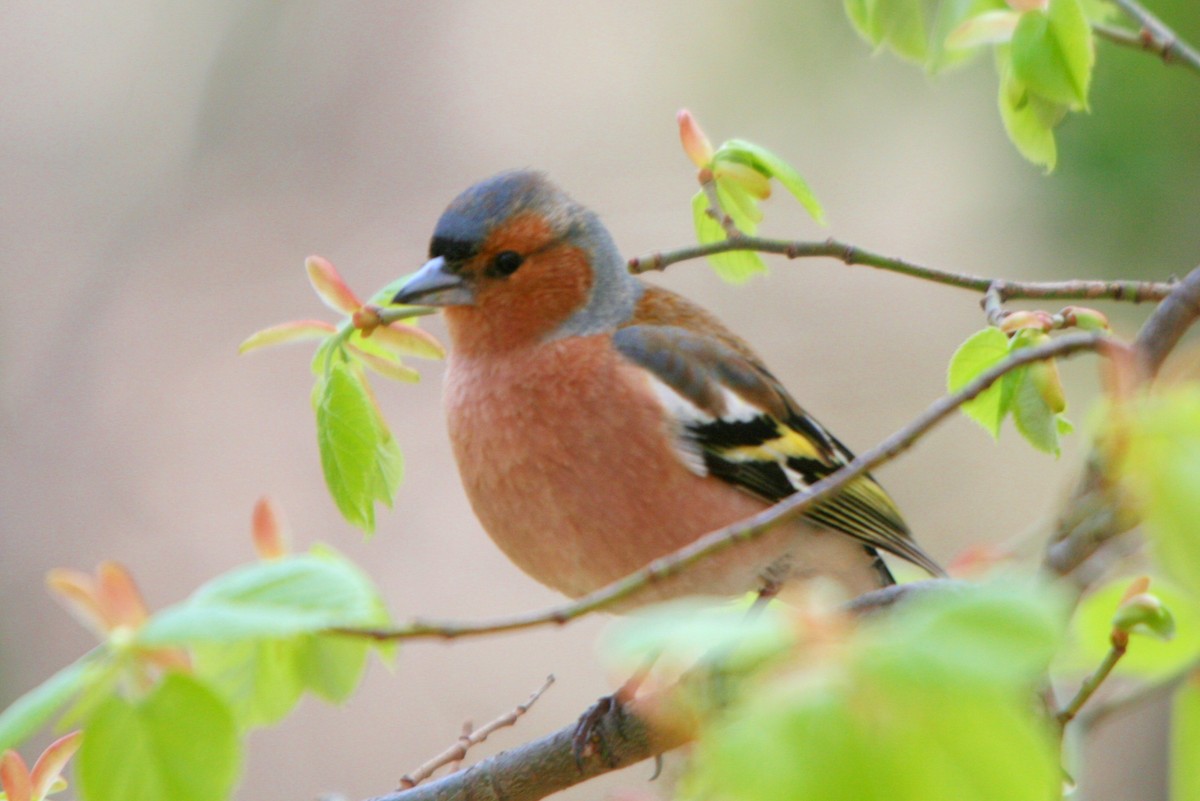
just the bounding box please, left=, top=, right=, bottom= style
left=4, top=2, right=1200, bottom=800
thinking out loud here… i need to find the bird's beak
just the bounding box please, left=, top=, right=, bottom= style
left=392, top=256, right=476, bottom=306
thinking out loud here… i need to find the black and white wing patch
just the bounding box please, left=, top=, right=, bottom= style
left=613, top=324, right=943, bottom=578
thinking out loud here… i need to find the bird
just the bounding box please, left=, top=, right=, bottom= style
left=392, top=170, right=943, bottom=608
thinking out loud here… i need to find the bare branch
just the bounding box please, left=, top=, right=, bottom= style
left=336, top=332, right=1114, bottom=644
left=1107, top=0, right=1200, bottom=75
left=628, top=237, right=1175, bottom=302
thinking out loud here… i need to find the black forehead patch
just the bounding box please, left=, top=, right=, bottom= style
left=428, top=236, right=477, bottom=262
left=431, top=170, right=551, bottom=252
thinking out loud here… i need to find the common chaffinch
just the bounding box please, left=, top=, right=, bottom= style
left=393, top=170, right=942, bottom=605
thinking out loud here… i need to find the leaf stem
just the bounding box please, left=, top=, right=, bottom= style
left=628, top=237, right=1176, bottom=302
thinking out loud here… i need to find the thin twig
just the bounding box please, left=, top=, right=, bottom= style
left=397, top=676, right=555, bottom=790
left=335, top=332, right=1116, bottom=644
left=1109, top=0, right=1200, bottom=74
left=627, top=236, right=1175, bottom=302
left=1057, top=633, right=1129, bottom=728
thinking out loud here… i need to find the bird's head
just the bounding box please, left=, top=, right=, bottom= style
left=393, top=170, right=640, bottom=355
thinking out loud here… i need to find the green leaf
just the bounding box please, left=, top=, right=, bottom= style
left=846, top=0, right=1009, bottom=71
left=189, top=640, right=305, bottom=730
left=862, top=579, right=1068, bottom=689
left=0, top=654, right=95, bottom=751
left=1010, top=0, right=1094, bottom=109
left=947, top=327, right=1015, bottom=437
left=1059, top=578, right=1200, bottom=681
left=686, top=582, right=1063, bottom=801
left=996, top=47, right=1063, bottom=170
left=1173, top=679, right=1200, bottom=801
left=1121, top=388, right=1200, bottom=593
left=690, top=191, right=766, bottom=283
left=844, top=0, right=930, bottom=62
left=1010, top=364, right=1062, bottom=454
left=314, top=361, right=404, bottom=532
left=717, top=140, right=825, bottom=224
left=77, top=673, right=240, bottom=801
left=140, top=550, right=390, bottom=644
left=603, top=598, right=794, bottom=674
left=715, top=181, right=763, bottom=232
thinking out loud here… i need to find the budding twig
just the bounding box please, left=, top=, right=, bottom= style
left=397, top=676, right=555, bottom=789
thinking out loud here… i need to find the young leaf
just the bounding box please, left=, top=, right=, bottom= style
left=1010, top=0, right=1094, bottom=109
left=139, top=550, right=390, bottom=644
left=718, top=140, right=826, bottom=224
left=1010, top=364, right=1062, bottom=454
left=844, top=0, right=930, bottom=63
left=313, top=361, right=404, bottom=532
left=996, top=48, right=1063, bottom=170
left=76, top=673, right=240, bottom=801
left=1058, top=578, right=1200, bottom=681
left=690, top=192, right=765, bottom=283
left=946, top=327, right=1014, bottom=437
left=1173, top=678, right=1200, bottom=801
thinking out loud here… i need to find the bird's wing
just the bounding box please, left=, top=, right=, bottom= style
left=612, top=324, right=944, bottom=577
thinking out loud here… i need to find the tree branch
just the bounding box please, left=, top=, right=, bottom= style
left=1107, top=0, right=1200, bottom=75
left=361, top=581, right=946, bottom=801
left=336, top=332, right=1114, bottom=644
left=627, top=237, right=1175, bottom=302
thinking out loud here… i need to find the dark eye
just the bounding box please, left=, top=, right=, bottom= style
left=489, top=250, right=524, bottom=277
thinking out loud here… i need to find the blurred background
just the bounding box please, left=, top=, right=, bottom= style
left=2, top=2, right=1198, bottom=799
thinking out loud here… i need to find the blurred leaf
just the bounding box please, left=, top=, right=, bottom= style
left=603, top=598, right=794, bottom=674
left=997, top=45, right=1064, bottom=170
left=163, top=547, right=387, bottom=729
left=0, top=657, right=94, bottom=752
left=1010, top=0, right=1094, bottom=109
left=715, top=181, right=763, bottom=231
left=1173, top=678, right=1200, bottom=801
left=313, top=361, right=403, bottom=532
left=76, top=673, right=239, bottom=801
left=844, top=0, right=930, bottom=62
left=691, top=192, right=765, bottom=283
left=947, top=327, right=1016, bottom=437
left=863, top=579, right=1068, bottom=688
left=190, top=640, right=303, bottom=730
left=687, top=581, right=1062, bottom=801
left=1120, top=387, right=1200, bottom=592
left=846, top=0, right=1010, bottom=70
left=1059, top=578, right=1200, bottom=680
left=947, top=9, right=1021, bottom=49
left=139, top=550, right=389, bottom=644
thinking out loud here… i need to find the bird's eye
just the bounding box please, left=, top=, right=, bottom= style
left=489, top=250, right=524, bottom=277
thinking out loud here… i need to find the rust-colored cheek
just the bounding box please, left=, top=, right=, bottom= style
left=445, top=243, right=595, bottom=355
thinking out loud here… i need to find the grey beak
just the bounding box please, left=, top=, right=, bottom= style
left=391, top=256, right=476, bottom=306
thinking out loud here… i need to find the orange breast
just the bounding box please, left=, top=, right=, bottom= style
left=443, top=335, right=862, bottom=604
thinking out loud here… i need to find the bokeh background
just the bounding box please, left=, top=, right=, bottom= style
left=2, top=2, right=1198, bottom=799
